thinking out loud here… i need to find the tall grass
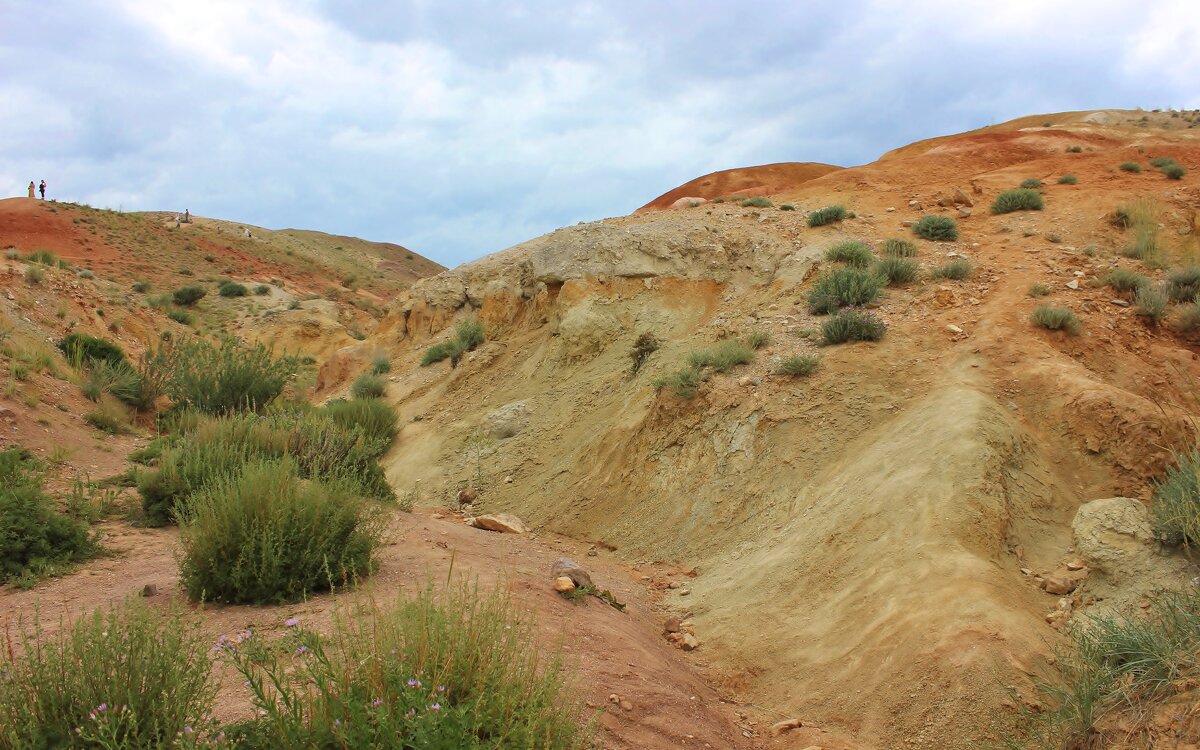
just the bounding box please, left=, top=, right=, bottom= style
left=1135, top=283, right=1169, bottom=323
left=874, top=257, right=919, bottom=285
left=145, top=337, right=299, bottom=415
left=350, top=372, right=386, bottom=399
left=807, top=205, right=848, bottom=227
left=882, top=238, right=918, bottom=257
left=422, top=318, right=485, bottom=367
left=822, top=310, right=887, bottom=344
left=824, top=241, right=874, bottom=268
left=324, top=398, right=398, bottom=446
left=687, top=340, right=755, bottom=372
left=807, top=268, right=884, bottom=314
left=652, top=367, right=704, bottom=399
left=1151, top=447, right=1200, bottom=546
left=0, top=448, right=94, bottom=586
left=1031, top=305, right=1081, bottom=335
left=1166, top=266, right=1200, bottom=302
left=991, top=189, right=1044, bottom=214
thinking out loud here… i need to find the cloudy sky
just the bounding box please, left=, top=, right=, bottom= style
left=2, top=1, right=1198, bottom=267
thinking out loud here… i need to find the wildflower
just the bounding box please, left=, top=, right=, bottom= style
left=97, top=703, right=108, bottom=712
left=295, top=645, right=309, bottom=656
left=334, top=719, right=342, bottom=728
left=436, top=685, right=445, bottom=692
left=284, top=617, right=300, bottom=627
left=429, top=702, right=441, bottom=711
left=406, top=708, right=416, bottom=718
left=407, top=678, right=420, bottom=688
left=184, top=726, right=193, bottom=733
left=372, top=698, right=383, bottom=707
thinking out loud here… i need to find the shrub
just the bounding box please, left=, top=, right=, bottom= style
left=688, top=340, right=754, bottom=373
left=178, top=460, right=383, bottom=604
left=629, top=332, right=660, bottom=375
left=221, top=583, right=593, bottom=747
left=912, top=215, right=959, bottom=241
left=653, top=367, right=703, bottom=399
left=1028, top=283, right=1052, bottom=297
left=145, top=337, right=299, bottom=415
left=779, top=354, right=820, bottom=376
left=807, top=267, right=884, bottom=314
left=455, top=318, right=485, bottom=350
left=1019, top=178, right=1043, bottom=189
left=1135, top=283, right=1169, bottom=323
left=84, top=403, right=128, bottom=434
left=217, top=280, right=248, bottom=297
left=167, top=309, right=193, bottom=325
left=323, top=398, right=398, bottom=446
left=882, top=238, right=918, bottom=257
left=1164, top=164, right=1187, bottom=180
left=874, top=257, right=919, bottom=285
left=24, top=249, right=59, bottom=266
left=0, top=448, right=94, bottom=585
left=88, top=359, right=155, bottom=411
left=254, top=284, right=271, bottom=295
left=807, top=205, right=848, bottom=227
left=1150, top=156, right=1178, bottom=169
left=421, top=318, right=485, bottom=367
left=1167, top=266, right=1200, bottom=301
left=1105, top=268, right=1150, bottom=293
left=350, top=372, right=386, bottom=399
left=1154, top=448, right=1200, bottom=546
left=1177, top=300, right=1200, bottom=333
left=370, top=352, right=391, bottom=374
left=747, top=331, right=770, bottom=350
left=132, top=280, right=151, bottom=293
left=991, top=188, right=1044, bottom=214
left=931, top=259, right=973, bottom=280
left=172, top=285, right=206, bottom=306
left=1057, top=175, right=1078, bottom=184
left=824, top=241, right=874, bottom=268
left=780, top=204, right=796, bottom=211
left=25, top=267, right=44, bottom=285
left=741, top=196, right=772, bottom=207
left=1119, top=162, right=1142, bottom=173
left=822, top=310, right=887, bottom=344
left=0, top=600, right=214, bottom=748
left=1031, top=305, right=1081, bottom=335
left=1066, top=145, right=1083, bottom=153
left=76, top=269, right=94, bottom=279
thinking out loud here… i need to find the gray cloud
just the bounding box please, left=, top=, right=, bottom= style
left=1, top=0, right=1197, bottom=267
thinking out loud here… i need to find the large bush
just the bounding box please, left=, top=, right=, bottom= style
left=0, top=448, right=94, bottom=586
left=59, top=333, right=126, bottom=368
left=807, top=268, right=884, bottom=314
left=912, top=215, right=959, bottom=241
left=172, top=285, right=207, bottom=306
left=145, top=337, right=299, bottom=415
left=991, top=188, right=1045, bottom=214
left=0, top=600, right=214, bottom=749
left=177, top=460, right=383, bottom=604
left=324, top=398, right=398, bottom=446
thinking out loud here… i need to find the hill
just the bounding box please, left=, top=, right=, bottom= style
left=636, top=161, right=842, bottom=212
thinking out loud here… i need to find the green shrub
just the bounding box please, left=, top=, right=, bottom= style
left=991, top=188, right=1044, bottom=214
left=324, top=398, right=398, bottom=446
left=0, top=448, right=94, bottom=586
left=24, top=265, right=44, bottom=285
left=882, top=238, right=918, bottom=257
left=76, top=269, right=94, bottom=279
left=455, top=318, right=485, bottom=349
left=653, top=367, right=703, bottom=399
left=1031, top=305, right=1081, bottom=335
left=172, top=285, right=207, bottom=306
left=807, top=205, right=848, bottom=227
left=132, top=280, right=151, bottom=293
left=807, top=267, right=884, bottom=314
left=688, top=340, right=754, bottom=373
left=1178, top=300, right=1200, bottom=334
left=821, top=310, right=887, bottom=344
left=178, top=460, right=383, bottom=604
left=254, top=284, right=271, bottom=295
left=931, top=259, right=973, bottom=280
left=84, top=404, right=128, bottom=434
left=1164, top=164, right=1187, bottom=180
left=1150, top=156, right=1178, bottom=169
left=747, top=331, right=770, bottom=349
left=350, top=372, right=386, bottom=399
left=217, top=280, right=248, bottom=297
left=629, top=332, right=660, bottom=375
left=1167, top=267, right=1200, bottom=301
left=1057, top=175, right=1078, bottom=185
left=1066, top=145, right=1083, bottom=153
left=874, top=257, right=919, bottom=285
left=421, top=318, right=485, bottom=367
left=221, top=582, right=593, bottom=747
left=824, top=240, right=874, bottom=268
left=912, top=215, right=959, bottom=241
left=24, top=249, right=59, bottom=266
left=167, top=309, right=193, bottom=325
left=1135, top=283, right=1169, bottom=323
left=370, top=352, right=391, bottom=374
left=1153, top=448, right=1200, bottom=546
left=87, top=359, right=155, bottom=411
left=145, top=337, right=299, bottom=415
left=1028, top=283, right=1052, bottom=297
left=740, top=196, right=772, bottom=207
left=1119, top=162, right=1142, bottom=173
left=779, top=354, right=820, bottom=376
left=780, top=204, right=796, bottom=211
left=0, top=600, right=213, bottom=748
left=1105, top=268, right=1150, bottom=293
left=1019, top=178, right=1043, bottom=189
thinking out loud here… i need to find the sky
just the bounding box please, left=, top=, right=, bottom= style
left=2, top=1, right=1198, bottom=268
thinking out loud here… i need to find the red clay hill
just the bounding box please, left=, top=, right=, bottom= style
left=636, top=161, right=841, bottom=212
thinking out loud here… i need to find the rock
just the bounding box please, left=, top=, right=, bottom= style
left=952, top=188, right=974, bottom=207
left=886, top=207, right=896, bottom=212
left=550, top=557, right=594, bottom=588
left=671, top=196, right=707, bottom=209
left=619, top=700, right=634, bottom=712
left=457, top=487, right=478, bottom=504
left=946, top=324, right=964, bottom=334
left=141, top=584, right=157, bottom=597
left=608, top=694, right=620, bottom=705
left=0, top=407, right=15, bottom=422
left=484, top=401, right=531, bottom=439
left=1066, top=560, right=1086, bottom=571
left=664, top=617, right=682, bottom=634
left=680, top=633, right=701, bottom=651
left=1043, top=576, right=1080, bottom=595
left=901, top=220, right=914, bottom=227
left=957, top=207, right=972, bottom=218
left=469, top=513, right=529, bottom=534
left=678, top=588, right=691, bottom=596
left=553, top=576, right=577, bottom=593
left=669, top=581, right=682, bottom=589
left=738, top=376, right=754, bottom=387
left=771, top=718, right=804, bottom=736
left=1066, top=280, right=1080, bottom=290
left=504, top=475, right=514, bottom=483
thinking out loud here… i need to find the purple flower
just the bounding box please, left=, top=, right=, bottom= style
left=429, top=702, right=441, bottom=711
left=407, top=678, right=419, bottom=688
left=284, top=617, right=300, bottom=627
left=97, top=704, right=107, bottom=712
left=334, top=719, right=341, bottom=728
left=372, top=697, right=383, bottom=707
left=295, top=645, right=309, bottom=655
left=184, top=726, right=193, bottom=733
left=436, top=685, right=445, bottom=693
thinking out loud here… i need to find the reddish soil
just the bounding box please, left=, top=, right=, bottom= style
left=636, top=162, right=842, bottom=212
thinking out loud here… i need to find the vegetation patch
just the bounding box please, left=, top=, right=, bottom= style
left=1135, top=283, right=1169, bottom=323
left=931, top=258, right=972, bottom=280
left=421, top=318, right=485, bottom=367
left=1019, top=178, right=1042, bottom=189
left=1104, top=268, right=1149, bottom=294
left=824, top=240, right=874, bottom=268
left=882, top=238, right=918, bottom=257
left=874, top=257, right=919, bottom=285
left=912, top=215, right=959, bottom=241
left=217, top=280, right=248, bottom=298
left=991, top=189, right=1044, bottom=214
left=740, top=196, right=772, bottom=208
left=652, top=367, right=704, bottom=399
left=350, top=372, right=386, bottom=399
left=779, top=354, right=820, bottom=376
left=1028, top=283, right=1052, bottom=298
left=629, top=332, right=660, bottom=375
left=1031, top=305, right=1081, bottom=335
left=1164, top=164, right=1186, bottom=180
left=687, top=340, right=755, bottom=373
left=807, top=205, right=848, bottom=227
left=822, top=310, right=887, bottom=344
left=1166, top=266, right=1200, bottom=302
left=807, top=267, right=884, bottom=314
left=60, top=333, right=126, bottom=368
left=145, top=337, right=299, bottom=415
left=0, top=448, right=95, bottom=587
left=1056, top=175, right=1077, bottom=185
left=1119, top=161, right=1142, bottom=173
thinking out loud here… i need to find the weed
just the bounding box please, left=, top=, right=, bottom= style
left=84, top=402, right=129, bottom=434
left=688, top=340, right=755, bottom=372
left=25, top=267, right=44, bottom=285
left=77, top=269, right=94, bottom=279
left=1105, top=268, right=1150, bottom=293
left=747, top=331, right=770, bottom=350
left=821, top=310, right=887, bottom=344
left=350, top=373, right=386, bottom=399
left=132, top=280, right=150, bottom=293
left=1019, top=178, right=1043, bottom=189
left=780, top=204, right=796, bottom=211
left=931, top=259, right=973, bottom=280
left=1150, top=157, right=1177, bottom=169
left=912, top=215, right=959, bottom=241
left=370, top=352, right=391, bottom=375
left=882, top=238, right=918, bottom=257
left=1031, top=305, right=1081, bottom=335
left=629, top=332, right=660, bottom=375
left=172, top=285, right=207, bottom=306
left=421, top=318, right=485, bottom=367
left=1028, top=283, right=1052, bottom=297
left=323, top=398, right=398, bottom=446
left=807, top=205, right=848, bottom=227
left=825, top=241, right=874, bottom=268
left=1057, top=175, right=1078, bottom=184
left=217, top=280, right=248, bottom=298
left=741, top=196, right=772, bottom=208
left=0, top=448, right=95, bottom=585
left=779, top=354, right=820, bottom=376
left=653, top=367, right=704, bottom=399
left=167, top=309, right=193, bottom=325
left=874, top=256, right=919, bottom=285
left=1167, top=266, right=1200, bottom=301
left=1164, top=164, right=1186, bottom=180
left=807, top=268, right=884, bottom=314
left=1135, top=283, right=1169, bottom=323
left=991, top=189, right=1044, bottom=214
left=145, top=337, right=299, bottom=415
left=253, top=284, right=270, bottom=295
left=1119, top=162, right=1142, bottom=173
left=1178, top=301, right=1200, bottom=334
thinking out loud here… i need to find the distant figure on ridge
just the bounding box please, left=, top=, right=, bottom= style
left=28, top=181, right=35, bottom=198
left=184, top=209, right=190, bottom=223
left=38, top=180, right=46, bottom=200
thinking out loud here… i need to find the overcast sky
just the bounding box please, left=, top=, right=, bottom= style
left=2, top=1, right=1198, bottom=267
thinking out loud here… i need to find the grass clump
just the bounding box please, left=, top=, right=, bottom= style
left=167, top=309, right=193, bottom=325
left=807, top=267, right=884, bottom=314
left=0, top=448, right=94, bottom=586
left=131, top=280, right=150, bottom=293
left=991, top=188, right=1044, bottom=214
left=652, top=367, right=703, bottom=399
left=0, top=599, right=214, bottom=748
left=323, top=398, right=398, bottom=446
left=350, top=372, right=386, bottom=399
left=1028, top=283, right=1052, bottom=298
left=1057, top=174, right=1078, bottom=184
left=629, top=332, right=660, bottom=375
left=1031, top=304, right=1081, bottom=335
left=1135, top=283, right=1169, bottom=323
left=254, top=284, right=271, bottom=295
left=874, top=256, right=919, bottom=285
left=1019, top=178, right=1043, bottom=189
left=84, top=402, right=130, bottom=434
left=1066, top=145, right=1083, bottom=153
left=912, top=215, right=959, bottom=241
left=1166, top=266, right=1200, bottom=301
left=688, top=340, right=755, bottom=373
left=145, top=337, right=299, bottom=415
left=1104, top=268, right=1150, bottom=293
left=931, top=258, right=973, bottom=280
left=779, top=204, right=796, bottom=211
left=1164, top=164, right=1186, bottom=180
left=807, top=205, right=848, bottom=227
left=1150, top=156, right=1177, bottom=169
left=1119, top=161, right=1142, bottom=173
left=24, top=267, right=44, bottom=285
left=747, top=331, right=770, bottom=350
left=741, top=196, right=772, bottom=208
left=60, top=333, right=126, bottom=367
left=779, top=354, right=820, bottom=376
left=172, top=285, right=206, bottom=306
left=824, top=240, right=874, bottom=268
left=882, top=238, right=918, bottom=257
left=217, top=280, right=248, bottom=297
left=177, top=460, right=383, bottom=604
left=821, top=310, right=887, bottom=344
left=1153, top=448, right=1200, bottom=546
left=221, top=582, right=593, bottom=747
left=421, top=318, right=485, bottom=367
left=370, top=352, right=391, bottom=374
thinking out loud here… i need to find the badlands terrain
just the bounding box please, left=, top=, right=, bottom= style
left=3, top=108, right=1200, bottom=749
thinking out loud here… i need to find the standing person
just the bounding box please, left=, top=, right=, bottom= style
left=38, top=180, right=46, bottom=199
left=27, top=181, right=35, bottom=198
left=184, top=209, right=189, bottom=223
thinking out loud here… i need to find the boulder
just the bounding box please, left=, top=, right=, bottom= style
left=550, top=557, right=594, bottom=589
left=553, top=576, right=577, bottom=593
left=670, top=196, right=707, bottom=209
left=468, top=513, right=529, bottom=534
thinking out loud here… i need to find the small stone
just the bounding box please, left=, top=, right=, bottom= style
left=669, top=581, right=682, bottom=589
left=886, top=207, right=896, bottom=212
left=141, top=584, right=157, bottom=597
left=738, top=376, right=754, bottom=387
left=664, top=617, right=682, bottom=634
left=946, top=324, right=963, bottom=334
left=504, top=475, right=514, bottom=483
left=608, top=694, right=620, bottom=705
left=957, top=207, right=972, bottom=218
left=457, top=487, right=478, bottom=504
left=771, top=718, right=804, bottom=736
left=1066, top=280, right=1080, bottom=290
left=1043, top=576, right=1079, bottom=595
left=1110, top=299, right=1129, bottom=307
left=550, top=557, right=594, bottom=588
left=678, top=588, right=691, bottom=596
left=1066, top=560, right=1086, bottom=571
left=681, top=633, right=701, bottom=651
left=1073, top=271, right=1085, bottom=277
left=619, top=699, right=634, bottom=711
left=469, top=513, right=528, bottom=534
left=553, top=576, right=576, bottom=593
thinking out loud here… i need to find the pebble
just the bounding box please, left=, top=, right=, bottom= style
left=946, top=324, right=963, bottom=334
left=1066, top=280, right=1079, bottom=290
left=1110, top=299, right=1129, bottom=307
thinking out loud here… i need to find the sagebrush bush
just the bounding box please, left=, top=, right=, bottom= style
left=0, top=448, right=94, bottom=586
left=807, top=267, right=884, bottom=314
left=1167, top=267, right=1200, bottom=301
left=824, top=241, right=874, bottom=268
left=167, top=309, right=193, bottom=325
left=912, top=215, right=959, bottom=241
left=324, top=398, right=398, bottom=446
left=1135, top=283, right=1169, bottom=322
left=1031, top=305, right=1081, bottom=335
left=218, top=280, right=248, bottom=298
left=653, top=367, right=703, bottom=399
left=421, top=319, right=485, bottom=367
left=86, top=359, right=155, bottom=411
left=172, top=285, right=207, bottom=306
left=688, top=340, right=754, bottom=373
left=254, top=284, right=271, bottom=295
left=874, top=257, right=919, bottom=285
left=1019, top=178, right=1043, bottom=189
left=1057, top=175, right=1078, bottom=184
left=1028, top=283, right=1052, bottom=298
left=350, top=372, right=386, bottom=399
left=931, top=259, right=972, bottom=280
left=779, top=354, right=820, bottom=376
left=221, top=583, right=593, bottom=748
left=1164, top=164, right=1186, bottom=180
left=60, top=333, right=126, bottom=368
left=629, top=332, right=660, bottom=375
left=1105, top=268, right=1150, bottom=293
left=822, top=310, right=887, bottom=344
left=991, top=188, right=1044, bottom=214
left=145, top=337, right=299, bottom=415
left=807, top=205, right=848, bottom=227
left=741, top=196, right=772, bottom=207
left=882, top=238, right=918, bottom=257
left=178, top=460, right=383, bottom=604
left=1119, top=162, right=1142, bottom=173
left=0, top=600, right=214, bottom=749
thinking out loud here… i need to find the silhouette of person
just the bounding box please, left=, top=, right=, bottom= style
left=38, top=180, right=46, bottom=199
left=28, top=181, right=35, bottom=198
left=184, top=209, right=190, bottom=223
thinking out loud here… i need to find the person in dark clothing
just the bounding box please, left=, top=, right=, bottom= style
left=38, top=180, right=46, bottom=199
